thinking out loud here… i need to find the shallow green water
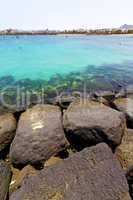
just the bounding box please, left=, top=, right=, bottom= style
left=0, top=35, right=133, bottom=95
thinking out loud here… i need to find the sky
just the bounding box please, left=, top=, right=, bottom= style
left=0, top=0, right=133, bottom=30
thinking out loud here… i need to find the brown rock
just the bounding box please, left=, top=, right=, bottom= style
left=115, top=129, right=133, bottom=170
left=0, top=160, right=11, bottom=200
left=10, top=165, right=38, bottom=195
left=10, top=143, right=131, bottom=200
left=0, top=113, right=16, bottom=153
left=44, top=156, right=62, bottom=167
left=114, top=97, right=133, bottom=127
left=10, top=104, right=68, bottom=166
left=63, top=99, right=125, bottom=149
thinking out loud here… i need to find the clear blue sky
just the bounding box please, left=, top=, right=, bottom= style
left=0, top=0, right=133, bottom=30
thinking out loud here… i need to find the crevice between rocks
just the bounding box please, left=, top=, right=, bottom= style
left=126, top=167, right=133, bottom=199
left=64, top=127, right=116, bottom=153
left=13, top=110, right=25, bottom=123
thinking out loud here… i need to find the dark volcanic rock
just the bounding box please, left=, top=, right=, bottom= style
left=10, top=143, right=131, bottom=200
left=10, top=104, right=68, bottom=166
left=63, top=99, right=125, bottom=149
left=0, top=160, right=11, bottom=200
left=114, top=98, right=133, bottom=128
left=0, top=113, right=16, bottom=153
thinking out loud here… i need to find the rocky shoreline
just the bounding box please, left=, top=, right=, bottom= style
left=1, top=87, right=133, bottom=199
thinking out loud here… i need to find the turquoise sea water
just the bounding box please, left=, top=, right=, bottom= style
left=0, top=35, right=133, bottom=93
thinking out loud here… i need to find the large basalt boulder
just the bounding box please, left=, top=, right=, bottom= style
left=114, top=98, right=133, bottom=127
left=0, top=160, right=11, bottom=200
left=63, top=99, right=125, bottom=149
left=116, top=129, right=133, bottom=170
left=0, top=113, right=16, bottom=153
left=10, top=143, right=131, bottom=200
left=10, top=104, right=68, bottom=166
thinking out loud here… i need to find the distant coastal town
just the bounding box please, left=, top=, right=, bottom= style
left=0, top=24, right=133, bottom=35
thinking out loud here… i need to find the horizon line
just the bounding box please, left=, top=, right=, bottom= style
left=0, top=26, right=129, bottom=32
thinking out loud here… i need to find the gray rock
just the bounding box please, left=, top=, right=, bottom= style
left=0, top=113, right=16, bottom=153
left=0, top=160, right=11, bottom=200
left=53, top=95, right=76, bottom=109
left=115, top=85, right=133, bottom=99
left=114, top=98, right=133, bottom=127
left=10, top=143, right=131, bottom=200
left=10, top=104, right=68, bottom=166
left=63, top=99, right=125, bottom=149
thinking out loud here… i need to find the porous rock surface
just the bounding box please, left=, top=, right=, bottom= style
left=10, top=143, right=131, bottom=200
left=10, top=104, right=68, bottom=166
left=63, top=99, right=125, bottom=148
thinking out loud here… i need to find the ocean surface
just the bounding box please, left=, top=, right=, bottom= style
left=0, top=35, right=133, bottom=94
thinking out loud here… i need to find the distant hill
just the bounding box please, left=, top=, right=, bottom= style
left=120, top=24, right=133, bottom=30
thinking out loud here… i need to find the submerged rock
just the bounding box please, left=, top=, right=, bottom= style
left=10, top=143, right=131, bottom=200
left=114, top=98, right=133, bottom=127
left=10, top=104, right=68, bottom=166
left=116, top=129, right=133, bottom=170
left=0, top=160, right=11, bottom=200
left=53, top=95, right=76, bottom=109
left=116, top=85, right=133, bottom=98
left=0, top=75, right=15, bottom=88
left=0, top=113, right=16, bottom=154
left=93, top=90, right=115, bottom=101
left=63, top=99, right=125, bottom=149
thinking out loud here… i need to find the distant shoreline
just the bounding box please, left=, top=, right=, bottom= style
left=0, top=33, right=133, bottom=36
left=0, top=29, right=133, bottom=36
